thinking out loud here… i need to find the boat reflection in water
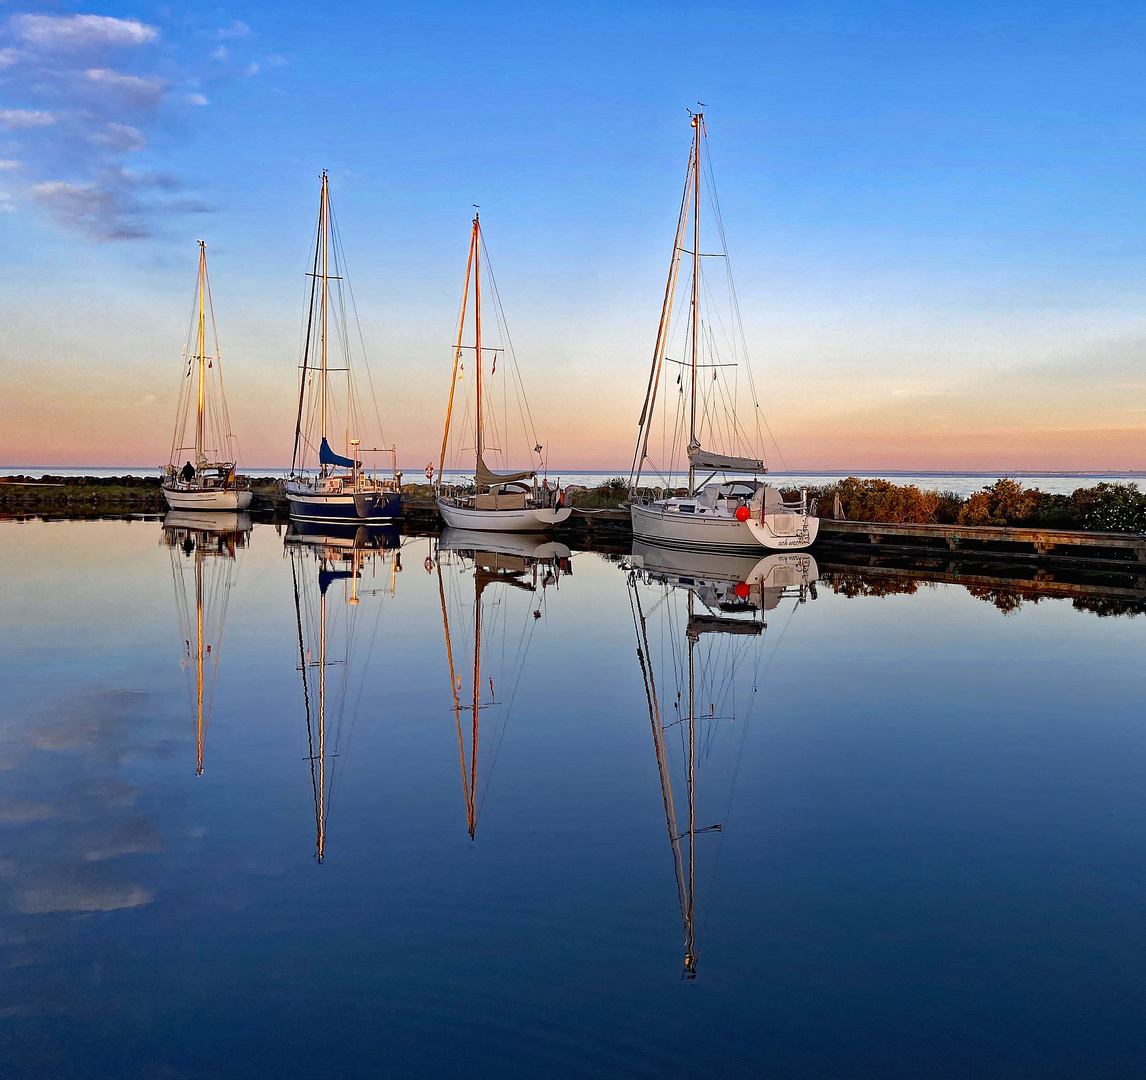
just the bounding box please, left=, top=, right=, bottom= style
left=435, top=528, right=571, bottom=838
left=287, top=522, right=402, bottom=862
left=626, top=542, right=817, bottom=978
left=162, top=510, right=252, bottom=775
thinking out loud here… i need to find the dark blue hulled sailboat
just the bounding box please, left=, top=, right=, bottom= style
left=285, top=171, right=401, bottom=526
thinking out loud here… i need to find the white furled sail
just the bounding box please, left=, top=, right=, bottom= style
left=688, top=447, right=766, bottom=474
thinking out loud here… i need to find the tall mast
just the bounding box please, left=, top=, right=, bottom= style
left=320, top=171, right=329, bottom=450
left=688, top=113, right=702, bottom=496
left=195, top=240, right=206, bottom=466
left=469, top=571, right=481, bottom=840
left=439, top=221, right=476, bottom=482
left=316, top=579, right=327, bottom=862
left=684, top=590, right=697, bottom=976
left=195, top=556, right=204, bottom=776
left=473, top=214, right=483, bottom=477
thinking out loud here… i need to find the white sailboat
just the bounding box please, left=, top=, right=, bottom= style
left=626, top=545, right=817, bottom=977
left=162, top=241, right=253, bottom=511
left=629, top=112, right=818, bottom=552
left=162, top=510, right=251, bottom=774
left=285, top=172, right=402, bottom=527
left=435, top=213, right=572, bottom=533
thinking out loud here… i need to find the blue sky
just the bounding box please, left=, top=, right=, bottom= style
left=3, top=0, right=1146, bottom=468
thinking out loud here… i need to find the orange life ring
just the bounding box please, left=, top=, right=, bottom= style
left=424, top=464, right=434, bottom=481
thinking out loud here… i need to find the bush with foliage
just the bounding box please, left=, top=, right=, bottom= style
left=956, top=478, right=1040, bottom=526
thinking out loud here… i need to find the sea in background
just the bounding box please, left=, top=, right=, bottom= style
left=1, top=517, right=1144, bottom=1078
left=4, top=467, right=1146, bottom=497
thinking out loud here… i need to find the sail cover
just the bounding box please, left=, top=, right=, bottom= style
left=475, top=454, right=535, bottom=489
left=688, top=447, right=766, bottom=474
left=319, top=437, right=361, bottom=470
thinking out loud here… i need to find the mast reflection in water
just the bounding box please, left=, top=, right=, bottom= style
left=435, top=528, right=571, bottom=839
left=287, top=523, right=402, bottom=862
left=162, top=510, right=252, bottom=775
left=626, top=545, right=818, bottom=978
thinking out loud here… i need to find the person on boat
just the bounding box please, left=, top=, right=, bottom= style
left=180, top=461, right=195, bottom=483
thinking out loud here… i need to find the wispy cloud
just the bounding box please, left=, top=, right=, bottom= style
left=216, top=20, right=250, bottom=39
left=0, top=11, right=211, bottom=240
left=0, top=108, right=55, bottom=129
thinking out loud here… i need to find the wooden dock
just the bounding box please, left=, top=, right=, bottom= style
left=817, top=518, right=1146, bottom=566
left=402, top=498, right=1146, bottom=566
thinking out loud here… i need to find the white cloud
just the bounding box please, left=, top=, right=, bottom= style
left=90, top=123, right=146, bottom=152
left=0, top=108, right=55, bottom=129
left=0, top=159, right=20, bottom=170
left=11, top=14, right=158, bottom=51
left=216, top=20, right=250, bottom=39
left=212, top=45, right=228, bottom=61
left=0, top=11, right=212, bottom=239
left=245, top=61, right=260, bottom=76
left=84, top=68, right=165, bottom=107
left=19, top=880, right=152, bottom=913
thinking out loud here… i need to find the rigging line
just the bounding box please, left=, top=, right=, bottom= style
left=290, top=550, right=322, bottom=859
left=701, top=134, right=786, bottom=471
left=293, top=191, right=323, bottom=474
left=628, top=578, right=691, bottom=943
left=480, top=233, right=542, bottom=465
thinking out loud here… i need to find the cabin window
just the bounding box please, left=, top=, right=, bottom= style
left=678, top=504, right=695, bottom=514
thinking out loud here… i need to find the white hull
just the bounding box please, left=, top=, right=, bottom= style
left=163, top=486, right=253, bottom=511
left=164, top=510, right=252, bottom=533
left=437, top=499, right=572, bottom=533
left=630, top=501, right=818, bottom=552
left=439, top=528, right=572, bottom=560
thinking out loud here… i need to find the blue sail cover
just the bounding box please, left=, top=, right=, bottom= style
left=319, top=569, right=357, bottom=595
left=319, top=437, right=361, bottom=470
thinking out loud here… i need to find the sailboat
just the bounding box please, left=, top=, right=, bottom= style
left=288, top=524, right=402, bottom=862
left=285, top=171, right=402, bottom=526
left=435, top=213, right=572, bottom=533
left=629, top=112, right=818, bottom=552
left=626, top=545, right=817, bottom=977
left=162, top=510, right=251, bottom=774
left=435, top=528, right=571, bottom=838
left=162, top=242, right=253, bottom=511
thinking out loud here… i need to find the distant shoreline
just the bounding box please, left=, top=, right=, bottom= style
left=2, top=466, right=1143, bottom=478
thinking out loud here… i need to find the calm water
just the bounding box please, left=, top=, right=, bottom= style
left=1, top=518, right=1144, bottom=1078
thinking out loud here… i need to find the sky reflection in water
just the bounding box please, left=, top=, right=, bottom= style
left=0, top=518, right=1144, bottom=1079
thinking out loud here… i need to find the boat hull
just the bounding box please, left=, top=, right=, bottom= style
left=285, top=488, right=401, bottom=525
left=436, top=499, right=572, bottom=533
left=163, top=485, right=253, bottom=511
left=630, top=501, right=818, bottom=552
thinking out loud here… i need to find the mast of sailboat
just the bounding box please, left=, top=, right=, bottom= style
left=439, top=217, right=477, bottom=483
left=320, top=171, right=330, bottom=467
left=469, top=562, right=482, bottom=840
left=195, top=240, right=207, bottom=468
left=629, top=574, right=698, bottom=978
left=684, top=589, right=697, bottom=974
left=688, top=112, right=703, bottom=497
left=474, top=214, right=483, bottom=480
left=195, top=553, right=205, bottom=775
left=292, top=182, right=324, bottom=476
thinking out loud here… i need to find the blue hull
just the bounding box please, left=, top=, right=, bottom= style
left=286, top=489, right=402, bottom=524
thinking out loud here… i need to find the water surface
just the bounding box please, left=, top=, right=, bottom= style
left=1, top=518, right=1143, bottom=1078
